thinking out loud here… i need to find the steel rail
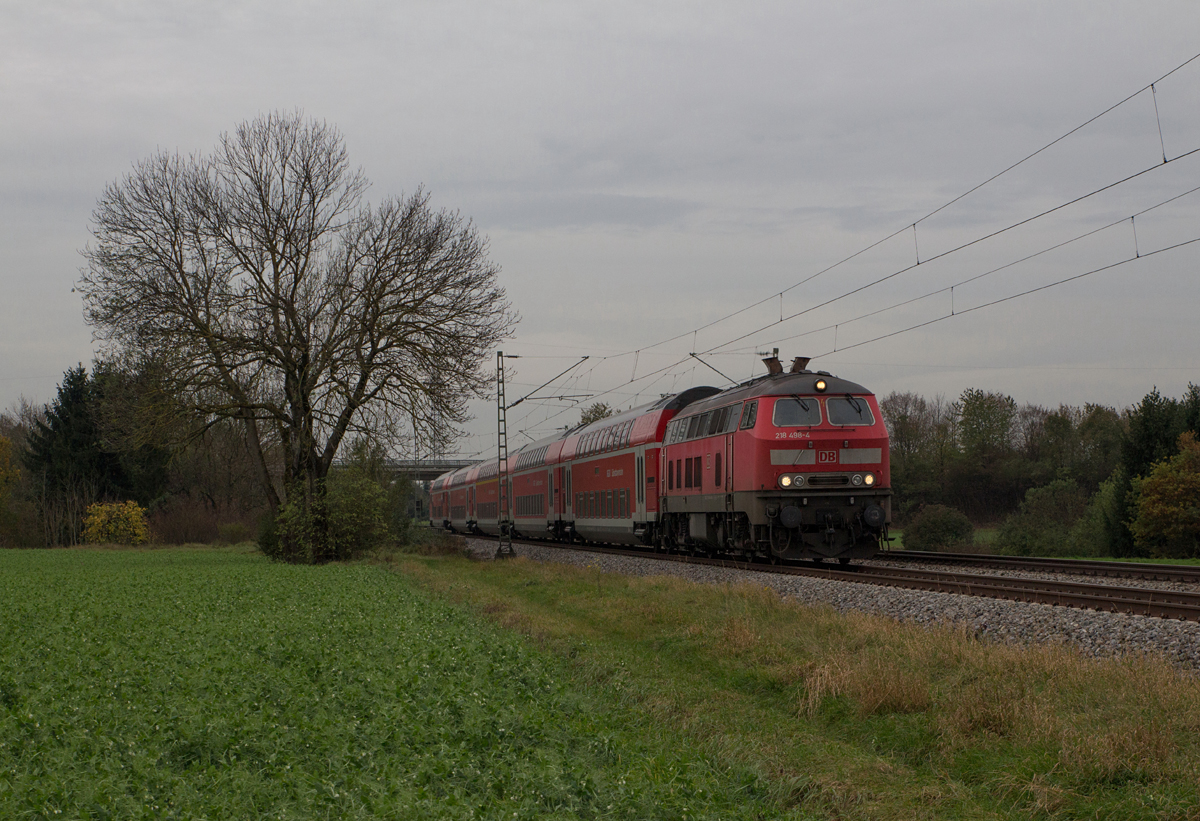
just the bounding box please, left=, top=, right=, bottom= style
left=480, top=536, right=1200, bottom=622
left=880, top=550, right=1200, bottom=584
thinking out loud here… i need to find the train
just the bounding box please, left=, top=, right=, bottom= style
left=429, top=355, right=891, bottom=562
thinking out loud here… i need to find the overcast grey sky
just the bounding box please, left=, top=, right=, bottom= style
left=3, top=1, right=1199, bottom=456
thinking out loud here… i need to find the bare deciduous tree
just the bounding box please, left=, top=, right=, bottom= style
left=80, top=112, right=515, bottom=559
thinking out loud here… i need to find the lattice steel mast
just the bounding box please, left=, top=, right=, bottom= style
left=495, top=351, right=515, bottom=558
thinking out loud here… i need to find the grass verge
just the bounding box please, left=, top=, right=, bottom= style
left=392, top=552, right=1200, bottom=820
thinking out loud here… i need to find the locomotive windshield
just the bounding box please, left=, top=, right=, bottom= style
left=827, top=396, right=875, bottom=426
left=772, top=397, right=822, bottom=427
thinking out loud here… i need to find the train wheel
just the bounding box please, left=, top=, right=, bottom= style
left=769, top=525, right=790, bottom=562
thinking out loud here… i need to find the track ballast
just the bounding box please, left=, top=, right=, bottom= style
left=477, top=536, right=1200, bottom=622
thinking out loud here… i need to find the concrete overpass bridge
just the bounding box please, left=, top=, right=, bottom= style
left=385, top=459, right=478, bottom=482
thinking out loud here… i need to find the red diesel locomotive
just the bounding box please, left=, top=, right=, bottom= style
left=429, top=356, right=890, bottom=561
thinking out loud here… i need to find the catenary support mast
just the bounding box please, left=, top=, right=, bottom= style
left=495, top=351, right=515, bottom=558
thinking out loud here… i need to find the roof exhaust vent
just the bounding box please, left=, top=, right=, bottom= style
left=790, top=356, right=811, bottom=373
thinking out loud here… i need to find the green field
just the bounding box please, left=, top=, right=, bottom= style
left=0, top=548, right=781, bottom=820
left=5, top=546, right=1200, bottom=820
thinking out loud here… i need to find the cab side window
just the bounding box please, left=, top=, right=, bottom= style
left=708, top=408, right=725, bottom=436
left=739, top=400, right=758, bottom=430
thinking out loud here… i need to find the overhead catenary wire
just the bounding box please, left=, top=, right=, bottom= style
left=700, top=144, right=1200, bottom=356
left=689, top=353, right=738, bottom=385
left=806, top=233, right=1200, bottom=359
left=719, top=182, right=1200, bottom=353
left=504, top=355, right=589, bottom=410
left=548, top=49, right=1200, bottom=366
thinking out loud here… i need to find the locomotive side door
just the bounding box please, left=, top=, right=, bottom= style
left=724, top=431, right=734, bottom=501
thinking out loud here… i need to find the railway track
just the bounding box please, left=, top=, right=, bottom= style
left=879, top=549, right=1200, bottom=584
left=484, top=536, right=1200, bottom=622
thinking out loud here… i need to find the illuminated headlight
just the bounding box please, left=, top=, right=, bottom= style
left=815, top=379, right=827, bottom=392
left=851, top=474, right=863, bottom=487
left=863, top=473, right=876, bottom=486
left=779, top=475, right=793, bottom=488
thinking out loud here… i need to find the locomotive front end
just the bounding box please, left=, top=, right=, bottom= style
left=735, top=372, right=891, bottom=561
left=658, top=361, right=891, bottom=562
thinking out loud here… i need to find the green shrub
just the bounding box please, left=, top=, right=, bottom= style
left=81, top=501, right=150, bottom=545
left=325, top=470, right=390, bottom=558
left=259, top=471, right=393, bottom=563
left=1129, top=432, right=1200, bottom=558
left=902, top=504, right=974, bottom=551
left=1067, top=475, right=1121, bottom=556
left=994, top=479, right=1088, bottom=557
left=267, top=495, right=326, bottom=563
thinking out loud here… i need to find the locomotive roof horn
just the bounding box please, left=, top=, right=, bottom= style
left=762, top=356, right=784, bottom=375
left=790, top=357, right=811, bottom=373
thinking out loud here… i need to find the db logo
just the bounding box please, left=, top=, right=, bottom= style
left=818, top=451, right=838, bottom=464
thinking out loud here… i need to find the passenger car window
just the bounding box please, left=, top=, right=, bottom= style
left=773, top=397, right=822, bottom=427
left=827, top=397, right=875, bottom=426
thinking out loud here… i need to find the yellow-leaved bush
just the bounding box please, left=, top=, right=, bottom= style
left=82, top=501, right=151, bottom=546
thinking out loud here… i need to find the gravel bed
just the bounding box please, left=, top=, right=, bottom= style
left=465, top=539, right=1200, bottom=671
left=865, top=557, right=1200, bottom=594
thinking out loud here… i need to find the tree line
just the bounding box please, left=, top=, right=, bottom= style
left=881, top=384, right=1200, bottom=558
left=0, top=361, right=418, bottom=552
left=6, top=374, right=1197, bottom=559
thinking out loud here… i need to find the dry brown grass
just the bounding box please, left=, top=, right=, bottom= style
left=395, top=553, right=1200, bottom=819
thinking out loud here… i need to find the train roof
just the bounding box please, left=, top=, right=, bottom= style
left=431, top=385, right=727, bottom=481
left=675, top=371, right=872, bottom=417
left=565, top=386, right=722, bottom=437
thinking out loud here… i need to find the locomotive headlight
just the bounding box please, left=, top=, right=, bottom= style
left=863, top=473, right=876, bottom=486
left=779, top=475, right=793, bottom=488
left=815, top=379, right=827, bottom=392
left=851, top=474, right=863, bottom=487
